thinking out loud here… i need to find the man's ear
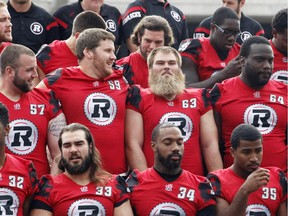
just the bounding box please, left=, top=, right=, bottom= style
left=5, top=66, right=14, bottom=78
left=240, top=56, right=245, bottom=64
left=271, top=28, right=278, bottom=39
left=83, top=48, right=93, bottom=59
left=4, top=124, right=10, bottom=136
left=75, top=32, right=80, bottom=39
left=230, top=147, right=236, bottom=159
left=89, top=143, right=93, bottom=154
left=151, top=141, right=156, bottom=152
left=240, top=0, right=245, bottom=8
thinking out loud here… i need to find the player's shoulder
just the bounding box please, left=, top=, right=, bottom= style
left=241, top=13, right=263, bottom=27
left=264, top=166, right=284, bottom=174
left=184, top=87, right=205, bottom=95
left=169, top=2, right=184, bottom=14
left=208, top=168, right=230, bottom=177
left=198, top=16, right=212, bottom=27
left=129, top=84, right=151, bottom=95
left=6, top=153, right=33, bottom=169
left=179, top=37, right=207, bottom=53
left=31, top=3, right=55, bottom=19
left=216, top=77, right=239, bottom=91
left=53, top=2, right=79, bottom=16
left=37, top=40, right=62, bottom=55
left=126, top=0, right=145, bottom=9
left=268, top=79, right=287, bottom=91
left=182, top=169, right=208, bottom=182
left=102, top=3, right=121, bottom=14
left=29, top=87, right=54, bottom=98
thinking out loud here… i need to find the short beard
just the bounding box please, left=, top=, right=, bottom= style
left=62, top=154, right=92, bottom=175
left=158, top=152, right=182, bottom=169
left=149, top=70, right=185, bottom=97
left=13, top=72, right=31, bottom=93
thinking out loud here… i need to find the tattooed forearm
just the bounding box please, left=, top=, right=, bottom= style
left=48, top=113, right=67, bottom=137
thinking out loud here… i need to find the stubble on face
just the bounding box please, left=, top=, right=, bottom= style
left=13, top=70, right=31, bottom=93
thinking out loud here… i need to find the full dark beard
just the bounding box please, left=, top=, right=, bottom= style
left=62, top=154, right=92, bottom=175
left=158, top=153, right=182, bottom=169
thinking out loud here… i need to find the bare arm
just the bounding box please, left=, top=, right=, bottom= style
left=126, top=38, right=137, bottom=53
left=276, top=201, right=287, bottom=216
left=36, top=80, right=48, bottom=89
left=200, top=110, right=223, bottom=172
left=47, top=113, right=67, bottom=175
left=23, top=195, right=33, bottom=216
left=216, top=168, right=270, bottom=216
left=182, top=56, right=241, bottom=89
left=114, top=200, right=134, bottom=216
left=37, top=67, right=46, bottom=82
left=30, top=209, right=52, bottom=216
left=125, top=109, right=147, bottom=171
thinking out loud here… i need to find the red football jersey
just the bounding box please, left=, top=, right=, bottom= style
left=269, top=40, right=288, bottom=84
left=116, top=52, right=149, bottom=88
left=210, top=77, right=287, bottom=172
left=0, top=154, right=37, bottom=216
left=32, top=173, right=129, bottom=215
left=208, top=167, right=287, bottom=215
left=126, top=168, right=216, bottom=216
left=37, top=40, right=78, bottom=75
left=179, top=37, right=240, bottom=81
left=43, top=67, right=129, bottom=174
left=126, top=86, right=211, bottom=175
left=1, top=88, right=62, bottom=177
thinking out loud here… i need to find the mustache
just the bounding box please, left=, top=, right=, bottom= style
left=168, top=153, right=183, bottom=159
left=69, top=153, right=81, bottom=160
left=248, top=162, right=260, bottom=167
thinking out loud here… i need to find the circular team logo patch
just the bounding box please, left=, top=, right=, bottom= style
left=160, top=112, right=193, bottom=142
left=5, top=119, right=38, bottom=155
left=68, top=199, right=106, bottom=216
left=240, top=31, right=252, bottom=42
left=243, top=104, right=277, bottom=135
left=270, top=70, right=288, bottom=84
left=106, top=19, right=116, bottom=32
left=170, top=11, right=181, bottom=22
left=246, top=204, right=271, bottom=216
left=178, top=39, right=192, bottom=52
left=84, top=93, right=117, bottom=126
left=0, top=188, right=20, bottom=216
left=150, top=202, right=186, bottom=216
left=30, top=22, right=43, bottom=35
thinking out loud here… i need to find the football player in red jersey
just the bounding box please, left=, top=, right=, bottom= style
left=0, top=44, right=66, bottom=177
left=210, top=36, right=287, bottom=173
left=116, top=15, right=174, bottom=88
left=269, top=8, right=288, bottom=84
left=207, top=124, right=287, bottom=216
left=126, top=123, right=216, bottom=215
left=37, top=28, right=129, bottom=175
left=36, top=10, right=106, bottom=81
left=125, top=46, right=222, bottom=176
left=30, top=123, right=133, bottom=216
left=0, top=102, right=38, bottom=216
left=179, top=7, right=242, bottom=89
